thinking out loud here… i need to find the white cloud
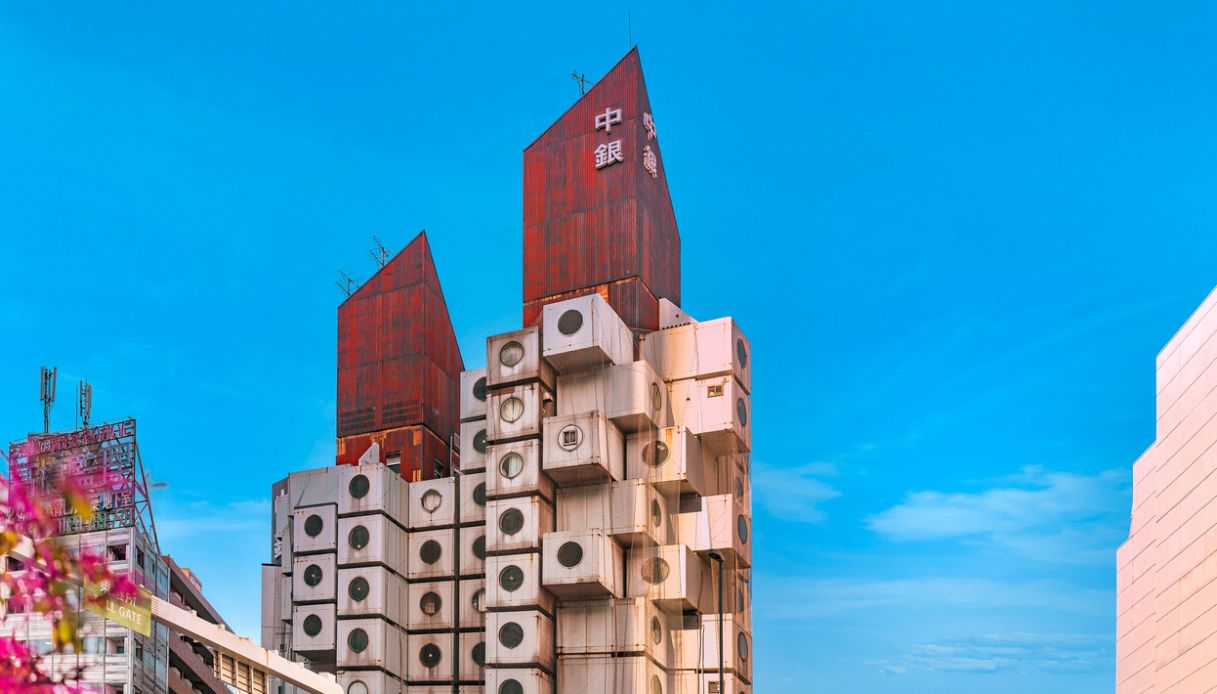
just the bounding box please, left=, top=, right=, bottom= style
left=155, top=497, right=270, bottom=542
left=882, top=631, right=1111, bottom=675
left=753, top=460, right=841, bottom=523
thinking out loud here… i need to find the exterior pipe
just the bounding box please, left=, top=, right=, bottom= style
left=708, top=550, right=725, bottom=693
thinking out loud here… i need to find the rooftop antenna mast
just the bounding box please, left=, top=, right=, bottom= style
left=39, top=366, right=56, bottom=434
left=335, top=271, right=359, bottom=298
left=572, top=71, right=590, bottom=96
left=78, top=379, right=92, bottom=429
left=369, top=235, right=390, bottom=269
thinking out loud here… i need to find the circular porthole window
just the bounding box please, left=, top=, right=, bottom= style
left=738, top=514, right=749, bottom=543
left=650, top=674, right=664, bottom=694
left=347, top=628, right=368, bottom=653
left=500, top=396, right=525, bottom=423
left=474, top=429, right=488, bottom=454
left=471, top=588, right=486, bottom=613
left=650, top=616, right=663, bottom=645
left=500, top=341, right=525, bottom=367
left=650, top=499, right=663, bottom=528
left=738, top=633, right=750, bottom=661
left=558, top=309, right=584, bottom=336
left=643, top=441, right=670, bottom=467
left=302, top=614, right=322, bottom=637
left=304, top=514, right=323, bottom=538
left=557, top=424, right=584, bottom=451
left=303, top=564, right=323, bottom=587
left=473, top=482, right=487, bottom=506
left=420, top=540, right=442, bottom=564
left=498, top=622, right=524, bottom=649
left=736, top=587, right=747, bottom=613
left=472, top=641, right=486, bottom=667
left=348, top=525, right=369, bottom=550
left=499, top=508, right=525, bottom=535
left=498, top=565, right=524, bottom=592
left=473, top=377, right=487, bottom=402
left=737, top=338, right=748, bottom=368
left=735, top=478, right=745, bottom=501
left=640, top=557, right=670, bottom=584
left=420, top=591, right=442, bottom=616
left=347, top=681, right=367, bottom=694
left=650, top=382, right=663, bottom=411
left=499, top=680, right=524, bottom=694
left=737, top=398, right=748, bottom=426
left=348, top=576, right=369, bottom=602
left=473, top=535, right=486, bottom=559
left=557, top=541, right=584, bottom=568
left=421, top=489, right=443, bottom=513
left=349, top=474, right=370, bottom=499
left=499, top=452, right=524, bottom=479
left=419, top=643, right=442, bottom=668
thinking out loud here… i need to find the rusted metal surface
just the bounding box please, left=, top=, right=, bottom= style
left=335, top=423, right=457, bottom=481
left=522, top=276, right=660, bottom=332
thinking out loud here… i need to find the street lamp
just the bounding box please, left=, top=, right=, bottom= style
left=707, top=550, right=725, bottom=692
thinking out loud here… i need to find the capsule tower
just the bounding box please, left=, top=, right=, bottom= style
left=262, top=48, right=754, bottom=694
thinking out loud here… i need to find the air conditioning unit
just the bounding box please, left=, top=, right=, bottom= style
left=485, top=609, right=555, bottom=669
left=290, top=603, right=335, bottom=655
left=407, top=528, right=454, bottom=581
left=670, top=671, right=753, bottom=694
left=337, top=465, right=408, bottom=520
left=669, top=376, right=751, bottom=454
left=487, top=326, right=556, bottom=391
left=541, top=411, right=624, bottom=484
left=626, top=545, right=709, bottom=612
left=484, top=667, right=553, bottom=694
left=293, top=505, right=337, bottom=555
left=337, top=514, right=406, bottom=568
left=336, top=670, right=403, bottom=694
left=485, top=438, right=555, bottom=501
left=677, top=494, right=751, bottom=569
left=460, top=368, right=489, bottom=423
left=676, top=614, right=753, bottom=683
left=486, top=496, right=554, bottom=554
left=460, top=419, right=489, bottom=472
left=459, top=471, right=488, bottom=524
left=487, top=383, right=554, bottom=443
left=541, top=293, right=633, bottom=373
left=337, top=566, right=406, bottom=622
left=459, top=526, right=486, bottom=577
left=639, top=317, right=751, bottom=394
left=557, top=361, right=670, bottom=433
left=556, top=480, right=673, bottom=546
left=626, top=427, right=708, bottom=496
left=410, top=477, right=457, bottom=529
left=407, top=632, right=454, bottom=682
left=292, top=554, right=336, bottom=603
left=484, top=553, right=555, bottom=614
left=556, top=597, right=674, bottom=667
left=337, top=616, right=404, bottom=675
left=541, top=530, right=623, bottom=599
left=558, top=655, right=669, bottom=694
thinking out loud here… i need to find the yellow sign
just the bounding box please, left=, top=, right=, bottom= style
left=85, top=584, right=153, bottom=637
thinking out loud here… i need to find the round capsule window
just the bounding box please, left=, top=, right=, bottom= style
left=643, top=441, right=670, bottom=467
left=347, top=628, right=369, bottom=653
left=473, top=376, right=487, bottom=402
left=472, top=588, right=486, bottom=613
left=499, top=396, right=525, bottom=423
left=640, top=557, right=670, bottom=584
left=737, top=338, right=748, bottom=368
left=499, top=508, right=525, bottom=535
left=347, top=681, right=368, bottom=694
left=348, top=474, right=370, bottom=499
left=473, top=429, right=487, bottom=454
left=419, top=540, right=442, bottom=564
left=348, top=525, right=369, bottom=550
left=498, top=565, right=524, bottom=592
left=738, top=633, right=750, bottom=661
left=557, top=424, right=583, bottom=451
left=499, top=452, right=524, bottom=479
left=650, top=499, right=663, bottom=528
left=650, top=616, right=663, bottom=645
left=738, top=514, right=749, bottom=543
left=473, top=482, right=487, bottom=506
left=556, top=541, right=584, bottom=568
left=499, top=680, right=524, bottom=694
left=421, top=489, right=443, bottom=513
left=557, top=309, right=584, bottom=336
left=472, top=641, right=486, bottom=667
left=735, top=478, right=745, bottom=501
left=736, top=587, right=747, bottom=613
left=498, top=621, right=524, bottom=649
left=650, top=674, right=664, bottom=694
left=303, top=564, right=323, bottom=587
left=348, top=576, right=369, bottom=602
left=499, top=340, right=525, bottom=367
left=304, top=514, right=323, bottom=538
left=302, top=614, right=322, bottom=637
left=737, top=398, right=748, bottom=426
left=650, top=382, right=663, bottom=411
left=473, top=535, right=486, bottom=559
left=419, top=643, right=442, bottom=668
left=420, top=591, right=442, bottom=616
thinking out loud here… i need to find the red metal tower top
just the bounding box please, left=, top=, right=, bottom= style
left=523, top=48, right=681, bottom=330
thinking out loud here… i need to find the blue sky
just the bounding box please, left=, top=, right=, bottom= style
left=2, top=2, right=1216, bottom=692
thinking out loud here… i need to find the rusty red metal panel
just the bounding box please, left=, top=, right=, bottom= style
left=522, top=48, right=681, bottom=324
left=336, top=424, right=459, bottom=481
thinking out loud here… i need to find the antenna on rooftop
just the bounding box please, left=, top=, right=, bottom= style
left=39, top=366, right=57, bottom=434
left=369, top=235, right=390, bottom=269
left=336, top=270, right=359, bottom=297
left=78, top=379, right=92, bottom=429
left=572, top=71, right=590, bottom=96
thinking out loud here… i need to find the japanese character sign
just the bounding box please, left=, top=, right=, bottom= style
left=643, top=112, right=657, bottom=140
left=595, top=140, right=624, bottom=169
left=642, top=145, right=658, bottom=178
left=595, top=107, right=623, bottom=133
